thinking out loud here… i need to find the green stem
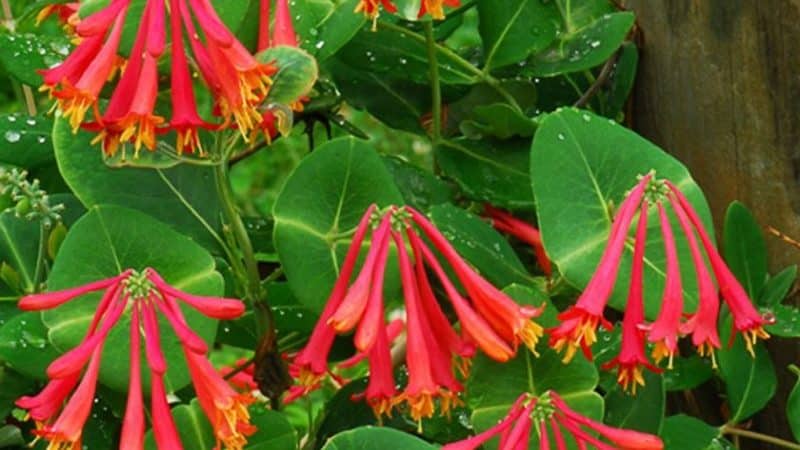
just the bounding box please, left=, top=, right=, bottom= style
left=377, top=21, right=522, bottom=112
left=721, top=426, right=800, bottom=450
left=423, top=21, right=442, bottom=143
left=790, top=364, right=800, bottom=377
left=213, top=161, right=273, bottom=337
left=33, top=223, right=47, bottom=290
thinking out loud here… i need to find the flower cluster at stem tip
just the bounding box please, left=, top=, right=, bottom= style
left=287, top=204, right=546, bottom=427
left=549, top=173, right=773, bottom=394
left=442, top=391, right=664, bottom=450
left=0, top=167, right=64, bottom=228
left=38, top=0, right=303, bottom=158
left=16, top=268, right=251, bottom=450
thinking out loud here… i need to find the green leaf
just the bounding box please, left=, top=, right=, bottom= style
left=717, top=315, right=776, bottom=423
left=247, top=405, right=299, bottom=450
left=437, top=138, right=534, bottom=209
left=604, top=371, right=664, bottom=434
left=312, top=0, right=368, bottom=61
left=764, top=304, right=800, bottom=337
left=260, top=46, right=319, bottom=105
left=321, top=427, right=435, bottom=450
left=758, top=265, right=797, bottom=306
left=660, top=415, right=722, bottom=450
left=0, top=425, right=23, bottom=448
left=337, top=23, right=479, bottom=85
left=383, top=156, right=454, bottom=212
left=460, top=103, right=537, bottom=139
left=788, top=367, right=800, bottom=442
left=0, top=311, right=61, bottom=378
left=662, top=355, right=714, bottom=391
left=0, top=366, right=36, bottom=418
left=272, top=137, right=403, bottom=311
left=42, top=206, right=224, bottom=393
left=428, top=204, right=534, bottom=287
left=0, top=212, right=39, bottom=294
left=530, top=108, right=714, bottom=317
left=0, top=33, right=71, bottom=86
left=723, top=202, right=768, bottom=300
left=529, top=12, right=634, bottom=77
left=53, top=117, right=223, bottom=251
left=328, top=59, right=431, bottom=134
left=468, top=348, right=603, bottom=449
left=0, top=113, right=55, bottom=169
left=477, top=0, right=560, bottom=70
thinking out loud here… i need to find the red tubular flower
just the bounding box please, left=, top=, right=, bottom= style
left=602, top=200, right=660, bottom=393
left=291, top=204, right=377, bottom=392
left=273, top=0, right=299, bottom=47
left=16, top=268, right=251, bottom=449
left=409, top=207, right=544, bottom=355
left=46, top=0, right=129, bottom=132
left=42, top=0, right=276, bottom=154
left=258, top=0, right=271, bottom=51
left=550, top=393, right=664, bottom=450
left=443, top=392, right=663, bottom=450
left=355, top=0, right=398, bottom=22
left=32, top=347, right=104, bottom=449
left=646, top=203, right=685, bottom=367
left=666, top=181, right=769, bottom=355
left=671, top=193, right=721, bottom=365
left=418, top=0, right=461, bottom=19
left=289, top=205, right=542, bottom=423
left=36, top=2, right=80, bottom=33
left=120, top=306, right=145, bottom=450
left=184, top=350, right=256, bottom=449
left=549, top=175, right=651, bottom=362
left=484, top=205, right=552, bottom=277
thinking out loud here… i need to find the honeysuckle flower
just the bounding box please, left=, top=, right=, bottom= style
left=273, top=0, right=299, bottom=47
left=41, top=0, right=277, bottom=156
left=671, top=193, right=721, bottom=365
left=484, top=204, right=552, bottom=277
left=550, top=172, right=770, bottom=391
left=666, top=182, right=770, bottom=355
left=549, top=175, right=651, bottom=363
left=15, top=268, right=251, bottom=450
left=36, top=2, right=80, bottom=33
left=602, top=199, right=660, bottom=394
left=645, top=203, right=685, bottom=367
left=442, top=391, right=664, bottom=450
left=418, top=0, right=461, bottom=20
left=288, top=204, right=544, bottom=423
left=355, top=0, right=398, bottom=23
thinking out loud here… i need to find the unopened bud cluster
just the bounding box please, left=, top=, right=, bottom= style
left=0, top=168, right=64, bottom=228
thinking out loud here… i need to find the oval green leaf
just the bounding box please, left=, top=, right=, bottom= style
left=321, top=426, right=435, bottom=450
left=272, top=137, right=403, bottom=310
left=530, top=108, right=714, bottom=317
left=42, top=205, right=223, bottom=393
left=260, top=46, right=319, bottom=105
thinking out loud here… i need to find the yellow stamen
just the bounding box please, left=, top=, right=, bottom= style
left=742, top=327, right=770, bottom=357
left=519, top=320, right=544, bottom=356
left=651, top=341, right=676, bottom=369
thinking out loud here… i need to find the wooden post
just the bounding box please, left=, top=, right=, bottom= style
left=627, top=0, right=800, bottom=446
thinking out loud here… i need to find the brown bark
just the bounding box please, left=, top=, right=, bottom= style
left=626, top=0, right=800, bottom=447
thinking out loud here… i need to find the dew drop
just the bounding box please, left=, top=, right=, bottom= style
left=557, top=133, right=565, bottom=141
left=4, top=131, right=20, bottom=143
left=315, top=40, right=325, bottom=49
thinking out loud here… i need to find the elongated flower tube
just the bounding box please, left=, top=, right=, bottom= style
left=666, top=181, right=769, bottom=355
left=288, top=204, right=544, bottom=423
left=602, top=200, right=660, bottom=394
left=484, top=204, right=552, bottom=277
left=41, top=0, right=277, bottom=156
left=355, top=0, right=398, bottom=22
left=442, top=391, right=664, bottom=450
left=418, top=0, right=461, bottom=19
left=671, top=193, right=721, bottom=365
left=549, top=175, right=651, bottom=362
left=15, top=268, right=251, bottom=450
left=646, top=203, right=685, bottom=367
left=273, top=0, right=299, bottom=47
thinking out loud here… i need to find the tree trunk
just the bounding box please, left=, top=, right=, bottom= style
left=626, top=0, right=800, bottom=446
